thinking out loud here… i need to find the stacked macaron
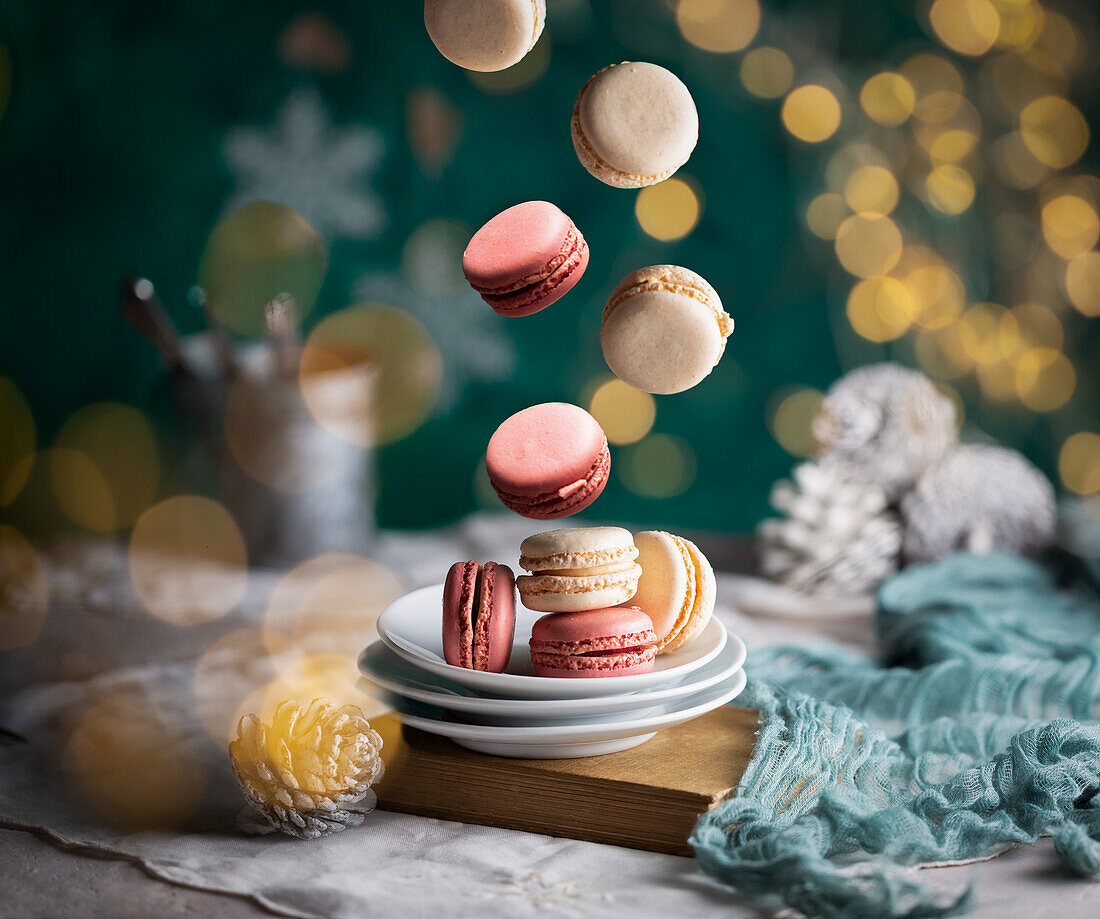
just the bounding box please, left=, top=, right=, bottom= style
left=517, top=527, right=656, bottom=679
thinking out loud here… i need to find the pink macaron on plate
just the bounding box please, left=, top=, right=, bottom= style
left=374, top=584, right=728, bottom=700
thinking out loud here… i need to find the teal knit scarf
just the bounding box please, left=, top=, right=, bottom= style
left=691, top=553, right=1100, bottom=918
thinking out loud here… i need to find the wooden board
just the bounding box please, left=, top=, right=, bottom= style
left=372, top=706, right=758, bottom=856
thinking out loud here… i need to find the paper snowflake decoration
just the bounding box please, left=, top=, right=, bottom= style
left=223, top=87, right=386, bottom=241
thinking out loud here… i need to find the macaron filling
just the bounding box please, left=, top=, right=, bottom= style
left=603, top=272, right=733, bottom=347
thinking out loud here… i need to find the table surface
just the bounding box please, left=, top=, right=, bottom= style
left=1, top=518, right=1097, bottom=918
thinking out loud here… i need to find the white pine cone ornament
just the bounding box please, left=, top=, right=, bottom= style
left=229, top=699, right=384, bottom=839
left=757, top=461, right=902, bottom=596
left=812, top=363, right=957, bottom=501
left=901, top=444, right=1056, bottom=564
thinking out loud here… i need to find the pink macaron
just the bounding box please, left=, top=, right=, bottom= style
left=486, top=402, right=610, bottom=519
left=462, top=201, right=589, bottom=317
left=529, top=607, right=657, bottom=678
left=442, top=561, right=516, bottom=672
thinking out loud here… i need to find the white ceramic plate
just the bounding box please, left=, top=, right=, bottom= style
left=376, top=584, right=728, bottom=700
left=358, top=632, right=746, bottom=724
left=384, top=669, right=748, bottom=758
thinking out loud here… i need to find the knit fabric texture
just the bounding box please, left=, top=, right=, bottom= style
left=691, top=553, right=1100, bottom=918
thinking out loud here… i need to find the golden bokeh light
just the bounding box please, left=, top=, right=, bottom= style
left=768, top=388, right=825, bottom=458
left=1019, top=96, right=1089, bottom=169
left=859, top=72, right=916, bottom=127
left=1034, top=9, right=1079, bottom=67
left=901, top=54, right=964, bottom=103
left=806, top=193, right=849, bottom=240
left=846, top=276, right=915, bottom=342
left=976, top=359, right=1017, bottom=401
left=1005, top=302, right=1063, bottom=360
left=843, top=165, right=899, bottom=216
left=129, top=496, right=248, bottom=625
left=740, top=46, right=794, bottom=99
left=915, top=326, right=974, bottom=379
left=929, top=0, right=1001, bottom=57
left=1059, top=433, right=1100, bottom=495
left=588, top=378, right=657, bottom=446
left=197, top=201, right=328, bottom=338
left=905, top=264, right=966, bottom=330
left=958, top=303, right=1009, bottom=364
left=0, top=376, right=35, bottom=506
left=991, top=131, right=1050, bottom=189
left=986, top=52, right=1066, bottom=116
left=621, top=434, right=697, bottom=499
left=635, top=177, right=702, bottom=242
left=928, top=128, right=979, bottom=163
left=676, top=0, right=761, bottom=53
left=781, top=85, right=842, bottom=143
left=193, top=626, right=278, bottom=744
left=993, top=0, right=1044, bottom=49
left=0, top=525, right=48, bottom=650
left=925, top=164, right=976, bottom=215
left=834, top=214, right=903, bottom=277
left=65, top=686, right=207, bottom=831
left=1014, top=347, right=1075, bottom=411
left=1041, top=196, right=1099, bottom=260
left=52, top=403, right=160, bottom=533
left=825, top=144, right=891, bottom=192
left=300, top=304, right=443, bottom=447
left=1065, top=252, right=1100, bottom=317
left=263, top=553, right=404, bottom=657
left=469, top=32, right=550, bottom=93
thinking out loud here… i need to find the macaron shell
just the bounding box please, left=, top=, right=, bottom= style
left=486, top=232, right=589, bottom=317
left=529, top=606, right=656, bottom=651
left=424, top=0, right=544, bottom=73
left=519, top=525, right=637, bottom=570
left=487, top=403, right=611, bottom=518
left=463, top=201, right=574, bottom=293
left=601, top=267, right=731, bottom=395
left=531, top=647, right=657, bottom=678
left=572, top=62, right=698, bottom=188
left=661, top=537, right=715, bottom=653
left=442, top=561, right=478, bottom=668
left=630, top=530, right=696, bottom=651
left=472, top=562, right=516, bottom=672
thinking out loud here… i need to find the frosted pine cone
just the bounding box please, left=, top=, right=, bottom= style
left=757, top=461, right=902, bottom=596
left=229, top=699, right=384, bottom=839
left=812, top=363, right=957, bottom=501
left=901, top=444, right=1056, bottom=563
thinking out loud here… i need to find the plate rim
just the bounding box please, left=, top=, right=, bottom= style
left=359, top=633, right=747, bottom=715
left=392, top=669, right=748, bottom=742
left=376, top=583, right=728, bottom=698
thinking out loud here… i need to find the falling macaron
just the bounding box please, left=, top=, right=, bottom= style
left=442, top=561, right=516, bottom=672
left=517, top=526, right=641, bottom=612
left=572, top=62, right=698, bottom=188
left=629, top=531, right=715, bottom=653
left=463, top=201, right=589, bottom=317
left=601, top=266, right=732, bottom=394
left=529, top=607, right=657, bottom=678
left=424, top=0, right=545, bottom=72
left=486, top=402, right=610, bottom=519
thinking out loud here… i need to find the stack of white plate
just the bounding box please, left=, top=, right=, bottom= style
left=358, top=585, right=747, bottom=758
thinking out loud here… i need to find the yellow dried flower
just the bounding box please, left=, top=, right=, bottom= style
left=229, top=698, right=384, bottom=839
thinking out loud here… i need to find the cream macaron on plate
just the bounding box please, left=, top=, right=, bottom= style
left=381, top=670, right=748, bottom=758
left=375, top=584, right=728, bottom=700
left=359, top=631, right=746, bottom=723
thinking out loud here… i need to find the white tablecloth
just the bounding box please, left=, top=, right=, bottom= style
left=1, top=516, right=1096, bottom=918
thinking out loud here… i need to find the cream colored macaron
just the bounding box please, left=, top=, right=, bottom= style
left=517, top=526, right=641, bottom=613
left=631, top=531, right=715, bottom=653
left=601, top=266, right=733, bottom=394
left=571, top=62, right=698, bottom=188
left=424, top=0, right=545, bottom=73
